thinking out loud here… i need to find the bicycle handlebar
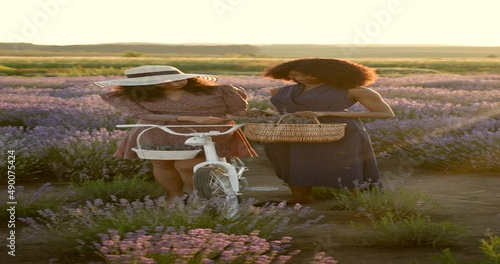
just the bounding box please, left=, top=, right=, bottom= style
left=116, top=123, right=245, bottom=137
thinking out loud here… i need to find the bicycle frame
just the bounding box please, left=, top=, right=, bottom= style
left=116, top=123, right=246, bottom=195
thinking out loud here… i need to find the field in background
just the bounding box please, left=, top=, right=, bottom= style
left=258, top=44, right=500, bottom=58
left=1, top=56, right=499, bottom=77
left=2, top=43, right=499, bottom=58
left=1, top=73, right=499, bottom=181
left=1, top=42, right=499, bottom=76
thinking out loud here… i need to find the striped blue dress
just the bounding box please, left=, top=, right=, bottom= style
left=263, top=84, right=380, bottom=189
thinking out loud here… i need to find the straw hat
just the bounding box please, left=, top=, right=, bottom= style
left=94, top=65, right=218, bottom=87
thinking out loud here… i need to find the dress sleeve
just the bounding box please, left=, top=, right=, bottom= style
left=100, top=92, right=178, bottom=122
left=219, top=85, right=248, bottom=115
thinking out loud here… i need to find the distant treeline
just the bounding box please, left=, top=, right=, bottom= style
left=260, top=44, right=500, bottom=58
left=0, top=42, right=499, bottom=58
left=0, top=43, right=259, bottom=56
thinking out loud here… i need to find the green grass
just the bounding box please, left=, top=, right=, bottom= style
left=434, top=231, right=500, bottom=264
left=356, top=58, right=500, bottom=75
left=0, top=176, right=162, bottom=222
left=317, top=185, right=467, bottom=249
left=69, top=175, right=164, bottom=202
left=0, top=57, right=283, bottom=76
left=257, top=44, right=500, bottom=59
left=20, top=196, right=315, bottom=254
left=316, top=186, right=438, bottom=221
left=10, top=175, right=317, bottom=256
left=356, top=212, right=467, bottom=248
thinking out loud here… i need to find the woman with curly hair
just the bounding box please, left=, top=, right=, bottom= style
left=250, top=58, right=394, bottom=204
left=95, top=65, right=257, bottom=203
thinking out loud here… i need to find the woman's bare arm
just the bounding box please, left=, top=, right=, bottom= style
left=294, top=87, right=394, bottom=119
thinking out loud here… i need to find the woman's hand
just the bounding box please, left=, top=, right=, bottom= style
left=177, top=116, right=229, bottom=124
left=235, top=109, right=264, bottom=117
left=235, top=109, right=279, bottom=117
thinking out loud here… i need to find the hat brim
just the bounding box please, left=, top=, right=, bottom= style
left=94, top=73, right=218, bottom=87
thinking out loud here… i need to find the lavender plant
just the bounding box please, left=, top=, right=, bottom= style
left=41, top=128, right=151, bottom=182
left=69, top=175, right=163, bottom=203
left=0, top=126, right=63, bottom=176
left=0, top=91, right=129, bottom=130
left=0, top=125, right=151, bottom=181
left=1, top=73, right=500, bottom=181
left=93, top=228, right=303, bottom=263
left=356, top=212, right=467, bottom=248
left=0, top=176, right=163, bottom=222
left=0, top=183, right=71, bottom=221
left=315, top=184, right=466, bottom=250
left=93, top=227, right=339, bottom=263
left=324, top=184, right=437, bottom=221
left=19, top=197, right=321, bottom=253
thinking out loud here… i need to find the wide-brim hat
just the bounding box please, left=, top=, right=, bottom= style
left=94, top=65, right=218, bottom=87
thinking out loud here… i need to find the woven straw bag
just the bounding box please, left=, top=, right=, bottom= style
left=244, top=114, right=346, bottom=143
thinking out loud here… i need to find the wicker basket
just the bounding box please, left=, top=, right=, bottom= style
left=131, top=126, right=202, bottom=160
left=244, top=114, right=346, bottom=143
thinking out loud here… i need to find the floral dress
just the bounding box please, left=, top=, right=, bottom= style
left=101, top=85, right=257, bottom=159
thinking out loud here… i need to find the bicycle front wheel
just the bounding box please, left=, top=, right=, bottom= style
left=193, top=166, right=239, bottom=217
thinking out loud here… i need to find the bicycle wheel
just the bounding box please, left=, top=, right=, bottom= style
left=193, top=166, right=239, bottom=217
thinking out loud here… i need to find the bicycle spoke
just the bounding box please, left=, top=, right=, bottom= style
left=193, top=166, right=240, bottom=218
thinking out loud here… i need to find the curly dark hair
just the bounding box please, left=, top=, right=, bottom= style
left=112, top=78, right=216, bottom=102
left=263, top=58, right=378, bottom=89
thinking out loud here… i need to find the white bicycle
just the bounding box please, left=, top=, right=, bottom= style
left=117, top=123, right=251, bottom=218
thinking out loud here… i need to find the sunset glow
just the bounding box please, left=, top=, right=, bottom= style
left=1, top=0, right=499, bottom=46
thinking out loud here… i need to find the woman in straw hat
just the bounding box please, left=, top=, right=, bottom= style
left=243, top=58, right=394, bottom=204
left=96, top=65, right=257, bottom=202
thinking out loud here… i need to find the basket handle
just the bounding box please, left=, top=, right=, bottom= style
left=276, top=114, right=322, bottom=125
left=135, top=126, right=158, bottom=150
left=133, top=126, right=199, bottom=151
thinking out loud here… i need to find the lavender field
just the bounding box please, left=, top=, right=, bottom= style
left=1, top=74, right=499, bottom=182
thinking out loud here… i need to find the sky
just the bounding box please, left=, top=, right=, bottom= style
left=1, top=0, right=500, bottom=46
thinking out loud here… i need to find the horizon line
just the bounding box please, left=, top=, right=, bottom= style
left=2, top=42, right=499, bottom=48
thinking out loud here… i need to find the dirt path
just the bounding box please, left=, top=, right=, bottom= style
left=241, top=147, right=500, bottom=264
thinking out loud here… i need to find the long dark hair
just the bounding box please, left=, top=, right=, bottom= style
left=112, top=78, right=216, bottom=102
left=264, top=58, right=378, bottom=89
